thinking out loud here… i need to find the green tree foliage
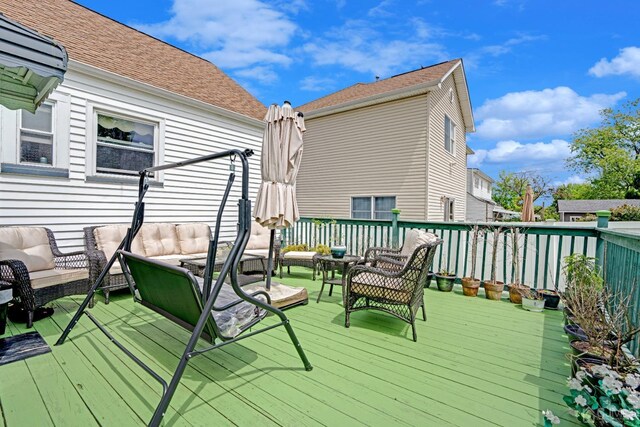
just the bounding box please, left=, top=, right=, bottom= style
left=493, top=171, right=552, bottom=212
left=567, top=98, right=640, bottom=199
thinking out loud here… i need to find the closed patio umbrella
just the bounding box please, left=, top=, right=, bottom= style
left=521, top=185, right=535, bottom=222
left=253, top=101, right=306, bottom=301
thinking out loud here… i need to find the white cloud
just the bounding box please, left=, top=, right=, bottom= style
left=302, top=20, right=448, bottom=77
left=589, top=46, right=640, bottom=78
left=233, top=66, right=278, bottom=85
left=553, top=175, right=586, bottom=187
left=465, top=34, right=544, bottom=70
left=468, top=139, right=571, bottom=168
left=475, top=87, right=626, bottom=140
left=136, top=0, right=297, bottom=69
left=299, top=76, right=337, bottom=92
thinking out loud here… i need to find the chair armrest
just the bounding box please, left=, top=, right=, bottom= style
left=364, top=246, right=401, bottom=263
left=0, top=259, right=35, bottom=310
left=373, top=256, right=405, bottom=271
left=53, top=250, right=89, bottom=270
left=347, top=264, right=401, bottom=283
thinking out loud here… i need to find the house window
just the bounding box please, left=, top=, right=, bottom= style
left=474, top=177, right=480, bottom=188
left=95, top=112, right=157, bottom=176
left=443, top=197, right=455, bottom=221
left=20, top=104, right=54, bottom=165
left=444, top=115, right=455, bottom=155
left=352, top=196, right=396, bottom=220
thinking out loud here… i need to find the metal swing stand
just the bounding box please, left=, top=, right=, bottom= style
left=56, top=148, right=312, bottom=427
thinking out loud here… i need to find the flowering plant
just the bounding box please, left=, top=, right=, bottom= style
left=563, top=364, right=640, bottom=426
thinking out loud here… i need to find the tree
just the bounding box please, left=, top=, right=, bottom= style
left=567, top=98, right=640, bottom=199
left=492, top=170, right=553, bottom=212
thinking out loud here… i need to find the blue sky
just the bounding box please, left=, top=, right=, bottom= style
left=76, top=0, right=640, bottom=186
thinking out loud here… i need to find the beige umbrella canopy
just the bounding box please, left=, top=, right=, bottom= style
left=254, top=102, right=305, bottom=229
left=521, top=185, right=535, bottom=222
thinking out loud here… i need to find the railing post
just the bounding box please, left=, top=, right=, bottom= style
left=595, top=210, right=611, bottom=273
left=391, top=208, right=401, bottom=249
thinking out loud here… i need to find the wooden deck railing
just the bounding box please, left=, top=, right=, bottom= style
left=281, top=213, right=599, bottom=290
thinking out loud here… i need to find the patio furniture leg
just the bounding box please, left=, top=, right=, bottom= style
left=0, top=302, right=7, bottom=335
left=27, top=310, right=34, bottom=329
left=104, top=289, right=110, bottom=305
left=279, top=264, right=283, bottom=279
left=345, top=310, right=350, bottom=328
left=329, top=284, right=333, bottom=296
left=421, top=303, right=427, bottom=321
left=411, top=314, right=418, bottom=342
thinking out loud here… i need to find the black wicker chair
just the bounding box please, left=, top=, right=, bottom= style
left=345, top=240, right=442, bottom=341
left=0, top=227, right=92, bottom=328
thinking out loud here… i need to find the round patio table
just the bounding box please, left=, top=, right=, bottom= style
left=314, top=254, right=361, bottom=304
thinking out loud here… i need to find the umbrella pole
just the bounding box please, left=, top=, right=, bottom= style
left=266, top=229, right=275, bottom=290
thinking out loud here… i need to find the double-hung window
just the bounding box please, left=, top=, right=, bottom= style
left=444, top=115, right=456, bottom=155
left=20, top=104, right=54, bottom=165
left=351, top=196, right=396, bottom=220
left=443, top=197, right=455, bottom=222
left=95, top=113, right=157, bottom=176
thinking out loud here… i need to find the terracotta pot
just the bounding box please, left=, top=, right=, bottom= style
left=482, top=281, right=504, bottom=301
left=461, top=277, right=480, bottom=297
left=507, top=284, right=530, bottom=304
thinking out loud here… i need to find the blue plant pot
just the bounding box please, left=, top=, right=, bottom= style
left=330, top=245, right=347, bottom=259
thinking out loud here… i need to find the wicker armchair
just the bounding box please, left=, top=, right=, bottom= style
left=0, top=227, right=92, bottom=328
left=345, top=240, right=442, bottom=341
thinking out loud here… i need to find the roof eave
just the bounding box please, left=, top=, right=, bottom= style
left=68, top=60, right=264, bottom=127
left=445, top=60, right=475, bottom=133
left=304, top=77, right=443, bottom=119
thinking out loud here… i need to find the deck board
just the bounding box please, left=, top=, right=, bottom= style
left=0, top=268, right=580, bottom=426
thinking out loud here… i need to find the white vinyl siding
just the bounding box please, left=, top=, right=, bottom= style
left=297, top=96, right=428, bottom=220
left=0, top=65, right=263, bottom=251
left=427, top=75, right=467, bottom=221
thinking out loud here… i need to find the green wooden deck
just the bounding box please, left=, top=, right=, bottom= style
left=0, top=268, right=578, bottom=426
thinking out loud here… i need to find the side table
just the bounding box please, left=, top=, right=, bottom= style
left=315, top=255, right=361, bottom=304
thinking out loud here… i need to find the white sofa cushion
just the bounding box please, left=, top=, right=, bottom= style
left=94, top=225, right=145, bottom=260
left=400, top=229, right=438, bottom=258
left=29, top=268, right=88, bottom=289
left=246, top=221, right=271, bottom=250
left=176, top=223, right=210, bottom=255
left=139, top=223, right=180, bottom=257
left=244, top=249, right=270, bottom=258
left=282, top=251, right=316, bottom=261
left=0, top=227, right=55, bottom=272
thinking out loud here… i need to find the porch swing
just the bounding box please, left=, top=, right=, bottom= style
left=56, top=148, right=312, bottom=427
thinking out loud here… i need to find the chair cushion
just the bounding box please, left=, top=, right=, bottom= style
left=28, top=268, right=88, bottom=290
left=350, top=272, right=412, bottom=304
left=176, top=223, right=211, bottom=255
left=139, top=224, right=180, bottom=257
left=400, top=230, right=438, bottom=258
left=246, top=221, right=272, bottom=250
left=244, top=249, right=270, bottom=258
left=282, top=251, right=316, bottom=260
left=0, top=227, right=55, bottom=272
left=94, top=225, right=145, bottom=259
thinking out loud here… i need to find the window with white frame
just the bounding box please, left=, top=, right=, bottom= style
left=443, top=197, right=455, bottom=221
left=20, top=104, right=54, bottom=165
left=444, top=114, right=456, bottom=155
left=351, top=196, right=396, bottom=220
left=474, top=177, right=480, bottom=188
left=94, top=112, right=158, bottom=176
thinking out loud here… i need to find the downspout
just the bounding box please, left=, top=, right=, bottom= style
left=424, top=93, right=431, bottom=220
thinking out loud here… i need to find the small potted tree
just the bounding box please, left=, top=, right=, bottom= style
left=507, top=227, right=530, bottom=304
left=435, top=269, right=456, bottom=292
left=461, top=224, right=481, bottom=297
left=483, top=226, right=505, bottom=300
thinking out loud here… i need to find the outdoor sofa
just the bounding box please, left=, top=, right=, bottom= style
left=0, top=226, right=92, bottom=327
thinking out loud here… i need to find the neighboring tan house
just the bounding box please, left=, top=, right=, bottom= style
left=466, top=168, right=496, bottom=222
left=296, top=59, right=474, bottom=222
left=0, top=0, right=266, bottom=251
left=557, top=199, right=640, bottom=221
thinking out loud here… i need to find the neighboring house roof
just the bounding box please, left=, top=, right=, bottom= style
left=493, top=205, right=520, bottom=217
left=557, top=199, right=640, bottom=213
left=298, top=59, right=475, bottom=132
left=467, top=192, right=496, bottom=205
left=0, top=0, right=266, bottom=120
left=467, top=168, right=494, bottom=183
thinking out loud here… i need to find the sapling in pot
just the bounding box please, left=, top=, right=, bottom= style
left=483, top=226, right=505, bottom=300
left=507, top=227, right=530, bottom=304
left=461, top=224, right=481, bottom=297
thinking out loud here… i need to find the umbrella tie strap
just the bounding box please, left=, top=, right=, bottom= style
left=230, top=154, right=236, bottom=172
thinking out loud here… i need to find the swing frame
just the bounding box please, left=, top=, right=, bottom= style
left=56, top=148, right=312, bottom=427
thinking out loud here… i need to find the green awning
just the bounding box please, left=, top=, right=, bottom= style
left=0, top=13, right=67, bottom=113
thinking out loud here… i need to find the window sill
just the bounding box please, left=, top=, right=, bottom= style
left=85, top=174, right=163, bottom=187
left=1, top=163, right=69, bottom=178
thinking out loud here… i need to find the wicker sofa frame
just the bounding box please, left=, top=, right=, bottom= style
left=279, top=253, right=317, bottom=280
left=0, top=227, right=92, bottom=328
left=345, top=240, right=442, bottom=342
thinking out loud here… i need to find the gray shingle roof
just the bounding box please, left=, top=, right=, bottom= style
left=557, top=199, right=640, bottom=213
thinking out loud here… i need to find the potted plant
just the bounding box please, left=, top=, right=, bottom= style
left=507, top=227, right=530, bottom=304
left=461, top=224, right=481, bottom=297
left=329, top=220, right=347, bottom=259
left=521, top=288, right=545, bottom=312
left=435, top=269, right=456, bottom=292
left=537, top=289, right=561, bottom=309
left=482, top=226, right=505, bottom=300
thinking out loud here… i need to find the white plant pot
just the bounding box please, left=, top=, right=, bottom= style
left=522, top=297, right=545, bottom=312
